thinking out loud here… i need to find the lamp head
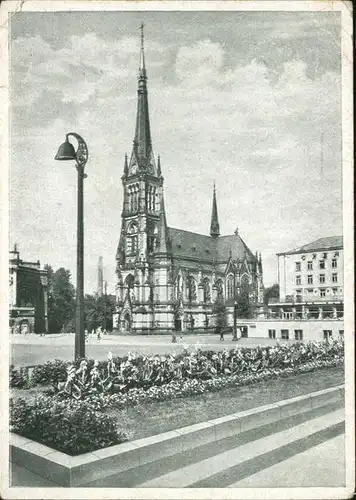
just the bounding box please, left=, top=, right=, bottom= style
left=55, top=138, right=77, bottom=161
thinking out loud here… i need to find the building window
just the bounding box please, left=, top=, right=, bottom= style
left=268, top=329, right=276, bottom=339
left=332, top=273, right=338, bottom=283
left=307, top=261, right=313, bottom=270
left=319, top=260, right=325, bottom=269
left=227, top=275, right=234, bottom=299
left=281, top=329, right=289, bottom=340
left=296, top=275, right=301, bottom=285
left=307, top=275, right=313, bottom=284
left=332, top=259, right=337, bottom=268
left=320, top=288, right=326, bottom=298
left=332, top=287, right=338, bottom=295
left=295, top=329, right=303, bottom=341
left=323, top=330, right=332, bottom=341
left=339, top=330, right=344, bottom=337
left=319, top=274, right=325, bottom=284
left=295, top=262, right=301, bottom=272
left=283, top=312, right=293, bottom=319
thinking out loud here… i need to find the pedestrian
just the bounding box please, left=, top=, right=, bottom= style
left=172, top=332, right=177, bottom=343
left=97, top=327, right=101, bottom=340
left=220, top=330, right=224, bottom=341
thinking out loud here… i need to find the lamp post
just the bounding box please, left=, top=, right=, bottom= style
left=104, top=280, right=107, bottom=332
left=55, top=133, right=88, bottom=359
left=232, top=263, right=238, bottom=341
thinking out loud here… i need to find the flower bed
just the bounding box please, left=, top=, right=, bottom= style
left=10, top=338, right=344, bottom=393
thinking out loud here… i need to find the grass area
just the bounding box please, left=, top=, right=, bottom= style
left=106, top=365, right=344, bottom=440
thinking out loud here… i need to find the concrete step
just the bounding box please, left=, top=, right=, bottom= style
left=84, top=400, right=344, bottom=488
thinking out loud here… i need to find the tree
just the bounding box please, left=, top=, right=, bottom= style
left=212, top=298, right=227, bottom=333
left=84, top=294, right=116, bottom=332
left=46, top=266, right=76, bottom=333
left=235, top=284, right=252, bottom=318
left=264, top=283, right=280, bottom=305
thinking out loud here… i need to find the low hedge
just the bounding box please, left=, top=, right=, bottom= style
left=10, top=395, right=129, bottom=456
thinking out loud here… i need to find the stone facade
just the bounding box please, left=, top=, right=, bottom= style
left=9, top=245, right=48, bottom=334
left=113, top=30, right=264, bottom=333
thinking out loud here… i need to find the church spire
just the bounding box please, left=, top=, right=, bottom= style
left=210, top=182, right=220, bottom=238
left=157, top=191, right=168, bottom=253
left=129, top=22, right=154, bottom=171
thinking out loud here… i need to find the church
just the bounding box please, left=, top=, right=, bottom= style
left=113, top=28, right=264, bottom=333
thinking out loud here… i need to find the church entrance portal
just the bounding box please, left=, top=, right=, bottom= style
left=174, top=319, right=182, bottom=331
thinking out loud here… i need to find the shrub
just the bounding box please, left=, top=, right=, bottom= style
left=31, top=359, right=68, bottom=388
left=10, top=395, right=129, bottom=456
left=9, top=365, right=29, bottom=389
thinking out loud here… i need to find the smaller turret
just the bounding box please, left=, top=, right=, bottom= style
left=210, top=182, right=220, bottom=238
left=156, top=191, right=168, bottom=253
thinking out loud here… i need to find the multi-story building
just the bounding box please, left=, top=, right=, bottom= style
left=113, top=29, right=264, bottom=333
left=269, top=236, right=343, bottom=320
left=9, top=245, right=48, bottom=334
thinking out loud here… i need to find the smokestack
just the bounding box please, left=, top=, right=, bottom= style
left=97, top=256, right=103, bottom=297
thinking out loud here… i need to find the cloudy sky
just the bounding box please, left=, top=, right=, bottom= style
left=9, top=9, right=342, bottom=293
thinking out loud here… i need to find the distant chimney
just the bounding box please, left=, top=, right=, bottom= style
left=97, top=256, right=103, bottom=297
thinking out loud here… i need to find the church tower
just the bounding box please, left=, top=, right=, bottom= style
left=116, top=24, right=163, bottom=270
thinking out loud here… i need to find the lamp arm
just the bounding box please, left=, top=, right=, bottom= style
left=66, top=132, right=89, bottom=168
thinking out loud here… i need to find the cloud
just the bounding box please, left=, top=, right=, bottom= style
left=175, top=39, right=224, bottom=84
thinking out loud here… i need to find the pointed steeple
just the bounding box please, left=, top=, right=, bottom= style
left=129, top=23, right=155, bottom=172
left=157, top=155, right=162, bottom=177
left=258, top=252, right=263, bottom=273
left=124, top=153, right=128, bottom=176
left=156, top=191, right=168, bottom=253
left=210, top=182, right=220, bottom=238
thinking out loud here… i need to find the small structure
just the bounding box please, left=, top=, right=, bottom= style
left=9, top=245, right=48, bottom=334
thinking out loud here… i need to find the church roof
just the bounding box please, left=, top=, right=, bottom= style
left=278, top=236, right=343, bottom=255
left=167, top=227, right=256, bottom=263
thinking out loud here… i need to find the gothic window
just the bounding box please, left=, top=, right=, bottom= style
left=227, top=275, right=234, bottom=299
left=134, top=184, right=139, bottom=212
left=128, top=184, right=139, bottom=213
left=152, top=187, right=156, bottom=212
left=186, top=275, right=197, bottom=302
left=128, top=186, right=133, bottom=212
left=147, top=221, right=157, bottom=254
left=216, top=279, right=224, bottom=301
left=176, top=274, right=182, bottom=299
left=203, top=277, right=211, bottom=302
left=125, top=274, right=135, bottom=289
left=127, top=221, right=138, bottom=255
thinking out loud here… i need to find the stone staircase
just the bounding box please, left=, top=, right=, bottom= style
left=84, top=400, right=344, bottom=488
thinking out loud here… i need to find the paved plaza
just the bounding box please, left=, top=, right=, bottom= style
left=10, top=333, right=287, bottom=366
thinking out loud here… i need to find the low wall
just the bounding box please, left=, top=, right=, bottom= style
left=228, top=318, right=344, bottom=342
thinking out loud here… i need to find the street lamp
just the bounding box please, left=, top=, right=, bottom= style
left=55, top=133, right=88, bottom=359
left=232, top=263, right=238, bottom=341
